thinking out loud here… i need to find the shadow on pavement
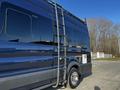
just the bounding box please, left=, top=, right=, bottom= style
left=44, top=87, right=57, bottom=90
left=44, top=86, right=63, bottom=90
left=94, top=86, right=101, bottom=90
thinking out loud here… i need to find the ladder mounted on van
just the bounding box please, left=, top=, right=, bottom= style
left=52, top=1, right=67, bottom=88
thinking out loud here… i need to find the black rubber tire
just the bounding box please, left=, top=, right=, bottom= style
left=67, top=67, right=81, bottom=89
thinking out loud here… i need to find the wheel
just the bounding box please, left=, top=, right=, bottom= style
left=67, top=67, right=81, bottom=89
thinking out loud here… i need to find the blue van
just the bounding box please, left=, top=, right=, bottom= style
left=0, top=0, right=92, bottom=89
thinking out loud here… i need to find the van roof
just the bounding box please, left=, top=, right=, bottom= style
left=1, top=0, right=86, bottom=24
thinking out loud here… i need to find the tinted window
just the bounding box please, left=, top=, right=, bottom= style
left=0, top=3, right=3, bottom=34
left=0, top=13, right=2, bottom=33
left=65, top=13, right=90, bottom=47
left=82, top=26, right=90, bottom=47
left=6, top=9, right=31, bottom=41
left=32, top=15, right=53, bottom=43
left=65, top=19, right=81, bottom=46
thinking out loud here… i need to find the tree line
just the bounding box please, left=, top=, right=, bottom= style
left=87, top=18, right=120, bottom=57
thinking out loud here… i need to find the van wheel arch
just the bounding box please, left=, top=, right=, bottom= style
left=67, top=61, right=81, bottom=74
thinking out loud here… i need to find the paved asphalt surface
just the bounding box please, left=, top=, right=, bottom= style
left=44, top=60, right=120, bottom=90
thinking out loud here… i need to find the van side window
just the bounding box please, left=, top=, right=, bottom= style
left=32, top=15, right=53, bottom=43
left=0, top=3, right=3, bottom=34
left=0, top=10, right=2, bottom=33
left=6, top=9, right=31, bottom=42
left=65, top=19, right=81, bottom=46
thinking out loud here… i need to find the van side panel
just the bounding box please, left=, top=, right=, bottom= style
left=0, top=0, right=92, bottom=89
left=0, top=1, right=56, bottom=89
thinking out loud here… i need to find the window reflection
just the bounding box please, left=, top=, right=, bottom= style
left=6, top=9, right=31, bottom=42
left=64, top=12, right=90, bottom=49
left=32, top=15, right=53, bottom=43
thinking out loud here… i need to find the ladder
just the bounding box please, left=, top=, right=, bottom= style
left=53, top=2, right=67, bottom=88
left=61, top=7, right=67, bottom=85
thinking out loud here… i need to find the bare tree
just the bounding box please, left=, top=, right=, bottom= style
left=87, top=19, right=97, bottom=52
left=87, top=18, right=120, bottom=57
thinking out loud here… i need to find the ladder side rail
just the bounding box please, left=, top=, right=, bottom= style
left=53, top=2, right=60, bottom=88
left=61, top=8, right=67, bottom=84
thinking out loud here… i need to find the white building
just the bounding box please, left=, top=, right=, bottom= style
left=91, top=52, right=113, bottom=59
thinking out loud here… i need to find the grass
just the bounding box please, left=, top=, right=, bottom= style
left=95, top=58, right=120, bottom=61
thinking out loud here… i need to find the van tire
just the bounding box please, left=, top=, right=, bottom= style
left=67, top=67, right=81, bottom=89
